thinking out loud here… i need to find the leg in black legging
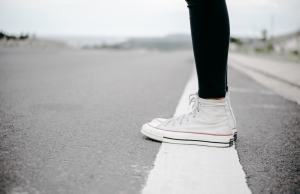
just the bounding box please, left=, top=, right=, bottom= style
left=186, top=0, right=230, bottom=98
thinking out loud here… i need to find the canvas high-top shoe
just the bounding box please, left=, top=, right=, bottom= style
left=141, top=94, right=235, bottom=147
left=225, top=92, right=237, bottom=141
left=147, top=92, right=237, bottom=141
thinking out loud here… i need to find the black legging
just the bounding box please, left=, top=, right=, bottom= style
left=186, top=0, right=230, bottom=98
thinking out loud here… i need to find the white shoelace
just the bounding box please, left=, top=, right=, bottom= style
left=163, top=93, right=200, bottom=126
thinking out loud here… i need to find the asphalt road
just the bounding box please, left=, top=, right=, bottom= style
left=229, top=64, right=300, bottom=194
left=0, top=48, right=299, bottom=194
left=0, top=48, right=193, bottom=194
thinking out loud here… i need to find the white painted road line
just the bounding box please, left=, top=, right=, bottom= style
left=142, top=70, right=251, bottom=194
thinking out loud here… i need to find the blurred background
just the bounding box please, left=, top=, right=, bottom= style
left=1, top=1, right=300, bottom=193
left=0, top=0, right=299, bottom=60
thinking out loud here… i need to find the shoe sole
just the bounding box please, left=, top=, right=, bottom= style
left=141, top=125, right=234, bottom=148
left=153, top=119, right=238, bottom=142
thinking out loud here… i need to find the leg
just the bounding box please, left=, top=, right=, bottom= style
left=141, top=0, right=236, bottom=147
left=186, top=0, right=230, bottom=98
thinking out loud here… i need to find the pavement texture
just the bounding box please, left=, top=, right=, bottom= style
left=0, top=48, right=192, bottom=194
left=229, top=66, right=300, bottom=194
left=0, top=48, right=299, bottom=194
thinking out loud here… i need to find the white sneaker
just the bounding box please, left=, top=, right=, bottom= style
left=225, top=92, right=237, bottom=141
left=149, top=92, right=238, bottom=141
left=141, top=94, right=235, bottom=147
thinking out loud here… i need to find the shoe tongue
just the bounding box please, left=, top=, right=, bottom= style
left=198, top=97, right=225, bottom=106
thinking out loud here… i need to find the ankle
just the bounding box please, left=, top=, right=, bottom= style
left=197, top=94, right=225, bottom=101
left=208, top=97, right=225, bottom=100
left=197, top=97, right=226, bottom=105
left=202, top=97, right=225, bottom=102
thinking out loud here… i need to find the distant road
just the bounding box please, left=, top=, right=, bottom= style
left=229, top=52, right=300, bottom=104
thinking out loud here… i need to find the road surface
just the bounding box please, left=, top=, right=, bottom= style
left=0, top=48, right=299, bottom=193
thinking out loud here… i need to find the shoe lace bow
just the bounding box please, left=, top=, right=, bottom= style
left=164, top=93, right=201, bottom=126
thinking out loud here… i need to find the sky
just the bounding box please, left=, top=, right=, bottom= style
left=0, top=0, right=299, bottom=38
